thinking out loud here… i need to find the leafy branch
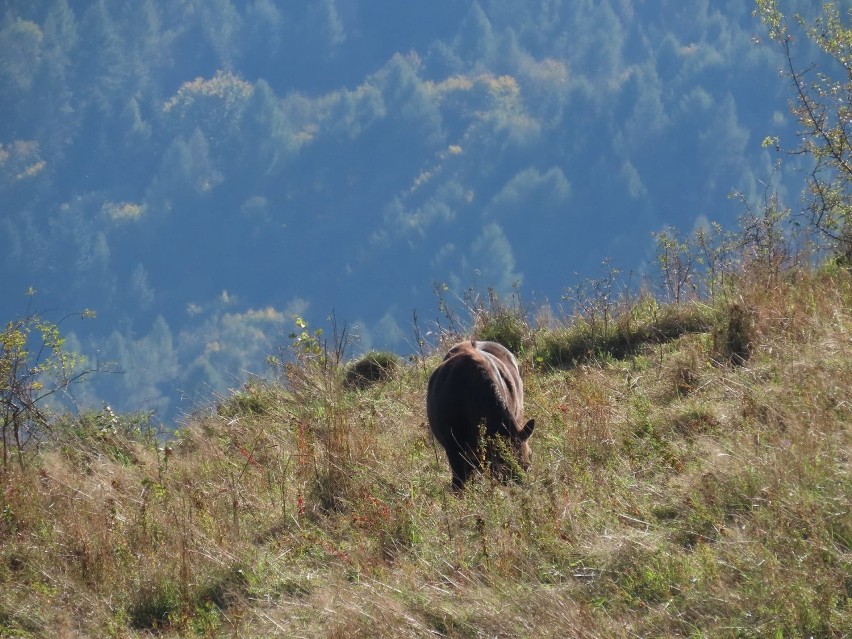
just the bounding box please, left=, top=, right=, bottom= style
left=755, top=0, right=852, bottom=262
left=1, top=292, right=109, bottom=472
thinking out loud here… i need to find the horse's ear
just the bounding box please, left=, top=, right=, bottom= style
left=520, top=419, right=535, bottom=441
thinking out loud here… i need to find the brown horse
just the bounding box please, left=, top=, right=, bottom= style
left=426, top=340, right=535, bottom=489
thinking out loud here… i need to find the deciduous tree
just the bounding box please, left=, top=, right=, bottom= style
left=756, top=0, right=852, bottom=262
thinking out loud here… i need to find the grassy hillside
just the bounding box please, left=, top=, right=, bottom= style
left=1, top=256, right=850, bottom=637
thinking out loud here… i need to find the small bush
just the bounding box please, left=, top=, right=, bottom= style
left=343, top=351, right=400, bottom=390
left=217, top=380, right=277, bottom=417
left=472, top=308, right=529, bottom=355
left=713, top=300, right=754, bottom=365
left=469, top=288, right=532, bottom=354
left=658, top=341, right=705, bottom=401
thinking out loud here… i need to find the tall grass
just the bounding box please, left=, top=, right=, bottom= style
left=1, top=247, right=850, bottom=636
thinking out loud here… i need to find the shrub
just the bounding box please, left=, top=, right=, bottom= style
left=1, top=297, right=101, bottom=472
left=343, top=351, right=400, bottom=390
left=469, top=287, right=532, bottom=355
left=217, top=379, right=277, bottom=417
left=713, top=300, right=754, bottom=365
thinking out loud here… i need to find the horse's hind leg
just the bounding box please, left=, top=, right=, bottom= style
left=446, top=442, right=479, bottom=490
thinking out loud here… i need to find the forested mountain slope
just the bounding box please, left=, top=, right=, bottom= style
left=0, top=1, right=809, bottom=420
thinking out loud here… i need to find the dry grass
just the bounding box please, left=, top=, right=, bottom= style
left=1, top=263, right=850, bottom=638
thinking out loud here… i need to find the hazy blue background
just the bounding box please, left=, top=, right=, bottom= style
left=0, top=0, right=825, bottom=423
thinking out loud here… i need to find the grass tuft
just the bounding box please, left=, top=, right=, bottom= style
left=532, top=299, right=715, bottom=369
